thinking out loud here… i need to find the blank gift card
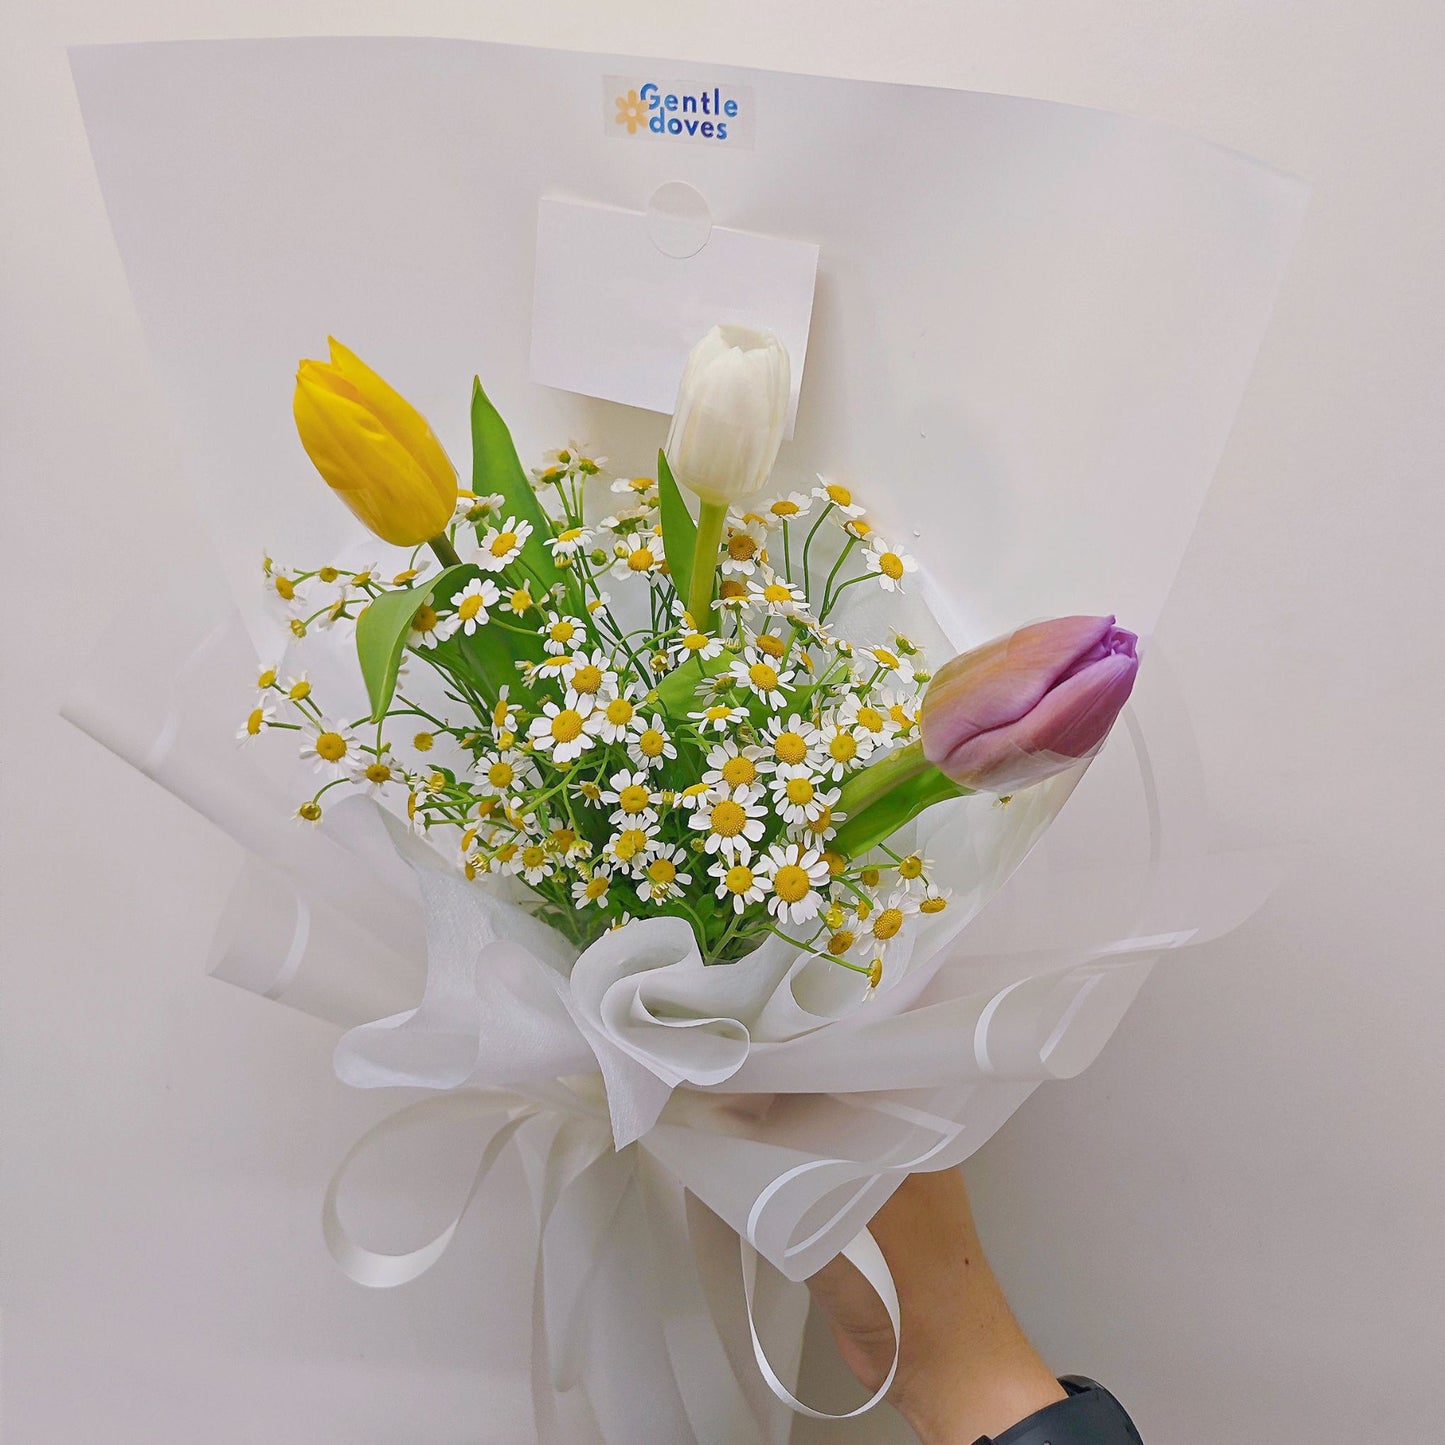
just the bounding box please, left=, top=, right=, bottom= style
left=530, top=193, right=819, bottom=435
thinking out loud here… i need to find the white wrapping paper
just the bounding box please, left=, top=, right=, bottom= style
left=66, top=35, right=1305, bottom=1440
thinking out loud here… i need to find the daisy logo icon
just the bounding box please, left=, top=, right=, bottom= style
left=614, top=89, right=648, bottom=134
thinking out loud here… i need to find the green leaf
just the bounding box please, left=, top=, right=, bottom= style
left=655, top=650, right=732, bottom=718
left=470, top=377, right=571, bottom=604
left=657, top=449, right=696, bottom=609
left=356, top=564, right=474, bottom=720
left=830, top=769, right=970, bottom=858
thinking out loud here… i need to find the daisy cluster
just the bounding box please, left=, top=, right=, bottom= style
left=245, top=447, right=949, bottom=984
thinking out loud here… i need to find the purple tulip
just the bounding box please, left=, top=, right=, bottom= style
left=921, top=616, right=1140, bottom=793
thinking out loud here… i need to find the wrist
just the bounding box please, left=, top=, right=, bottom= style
left=898, top=1348, right=1067, bottom=1444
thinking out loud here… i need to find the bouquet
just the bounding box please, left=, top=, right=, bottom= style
left=257, top=328, right=1139, bottom=996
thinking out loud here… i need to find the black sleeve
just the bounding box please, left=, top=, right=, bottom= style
left=974, top=1377, right=1144, bottom=1445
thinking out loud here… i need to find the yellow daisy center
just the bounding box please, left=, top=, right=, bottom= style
left=257, top=668, right=278, bottom=688
left=753, top=633, right=785, bottom=660
left=873, top=908, right=905, bottom=940
left=509, top=588, right=532, bottom=613
left=682, top=633, right=709, bottom=652
left=549, top=620, right=575, bottom=643
left=487, top=761, right=514, bottom=788
left=639, top=729, right=666, bottom=758
left=245, top=708, right=265, bottom=736
left=288, top=680, right=311, bottom=701
left=413, top=731, right=434, bottom=751
left=490, top=531, right=518, bottom=557
left=550, top=710, right=584, bottom=743
left=719, top=580, right=747, bottom=600
left=773, top=732, right=808, bottom=765
left=720, top=756, right=757, bottom=787
left=297, top=801, right=322, bottom=822
left=365, top=762, right=392, bottom=785
left=274, top=576, right=295, bottom=600
left=318, top=566, right=339, bottom=583
left=521, top=845, right=547, bottom=869
left=315, top=731, right=347, bottom=762
left=727, top=534, right=758, bottom=560
left=829, top=733, right=857, bottom=763
left=878, top=552, right=905, bottom=580
left=458, top=594, right=486, bottom=621
left=825, top=484, right=853, bottom=506
left=558, top=527, right=584, bottom=544
left=785, top=778, right=815, bottom=805
left=571, top=664, right=603, bottom=693
left=827, top=930, right=856, bottom=955
left=807, top=807, right=834, bottom=834
left=763, top=583, right=791, bottom=604
left=605, top=698, right=634, bottom=725
left=585, top=875, right=609, bottom=900
left=823, top=850, right=846, bottom=876
left=723, top=864, right=755, bottom=895
left=855, top=706, right=885, bottom=733
left=648, top=858, right=677, bottom=885
left=617, top=784, right=651, bottom=814
left=705, top=706, right=732, bottom=723
left=771, top=500, right=800, bottom=516
left=920, top=897, right=948, bottom=914
left=627, top=548, right=656, bottom=571
left=772, top=864, right=812, bottom=903
left=748, top=662, right=780, bottom=691
left=709, top=800, right=747, bottom=837
left=899, top=855, right=924, bottom=880
left=615, top=829, right=648, bottom=860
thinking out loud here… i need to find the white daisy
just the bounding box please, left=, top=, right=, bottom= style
left=437, top=577, right=501, bottom=640
left=876, top=686, right=921, bottom=739
left=688, top=785, right=768, bottom=859
left=546, top=525, right=594, bottom=558
left=689, top=702, right=744, bottom=735
left=541, top=610, right=587, bottom=655
left=627, top=715, right=676, bottom=770
left=894, top=853, right=934, bottom=893
left=711, top=855, right=766, bottom=914
left=610, top=475, right=656, bottom=498
left=236, top=703, right=274, bottom=744
left=758, top=842, right=831, bottom=926
left=746, top=569, right=810, bottom=619
left=702, top=740, right=766, bottom=791
left=814, top=716, right=876, bottom=780
left=669, top=626, right=725, bottom=666
left=757, top=714, right=823, bottom=774
left=605, top=822, right=659, bottom=872
left=407, top=598, right=444, bottom=648
left=453, top=490, right=506, bottom=526
left=729, top=647, right=796, bottom=706
left=526, top=695, right=598, bottom=764
left=838, top=693, right=892, bottom=744
left=282, top=672, right=313, bottom=704
left=474, top=746, right=535, bottom=797
left=863, top=539, right=919, bottom=592
left=769, top=764, right=835, bottom=827
left=599, top=768, right=660, bottom=829
left=357, top=756, right=398, bottom=796
left=867, top=890, right=920, bottom=947
left=639, top=843, right=692, bottom=903
left=811, top=478, right=866, bottom=517
left=517, top=842, right=556, bottom=886
left=299, top=717, right=359, bottom=777
left=610, top=534, right=665, bottom=579
left=559, top=647, right=618, bottom=699
left=588, top=687, right=644, bottom=743
left=763, top=491, right=814, bottom=524
left=719, top=518, right=769, bottom=577
left=572, top=867, right=614, bottom=910
left=475, top=517, right=534, bottom=571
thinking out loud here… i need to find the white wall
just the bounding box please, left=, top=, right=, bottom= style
left=3, top=3, right=1442, bottom=1442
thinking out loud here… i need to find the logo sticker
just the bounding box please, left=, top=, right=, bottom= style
left=604, top=77, right=755, bottom=149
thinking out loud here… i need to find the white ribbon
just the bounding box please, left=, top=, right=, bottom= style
left=322, top=1085, right=911, bottom=1435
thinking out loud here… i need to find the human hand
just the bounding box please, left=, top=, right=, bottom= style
left=806, top=1169, right=1066, bottom=1444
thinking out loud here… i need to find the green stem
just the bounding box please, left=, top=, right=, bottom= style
left=837, top=738, right=932, bottom=817
left=429, top=534, right=463, bottom=568
left=687, top=499, right=729, bottom=633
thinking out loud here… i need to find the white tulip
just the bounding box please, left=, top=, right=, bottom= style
left=664, top=325, right=791, bottom=507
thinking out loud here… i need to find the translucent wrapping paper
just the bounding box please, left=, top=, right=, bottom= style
left=67, top=36, right=1306, bottom=1440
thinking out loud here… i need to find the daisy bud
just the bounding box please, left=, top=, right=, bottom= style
left=293, top=338, right=457, bottom=547
left=664, top=325, right=790, bottom=507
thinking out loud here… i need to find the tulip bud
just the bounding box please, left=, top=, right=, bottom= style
left=664, top=325, right=791, bottom=507
left=293, top=338, right=458, bottom=547
left=921, top=616, right=1140, bottom=793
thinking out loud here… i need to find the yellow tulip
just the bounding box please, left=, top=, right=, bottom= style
left=293, top=338, right=458, bottom=547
